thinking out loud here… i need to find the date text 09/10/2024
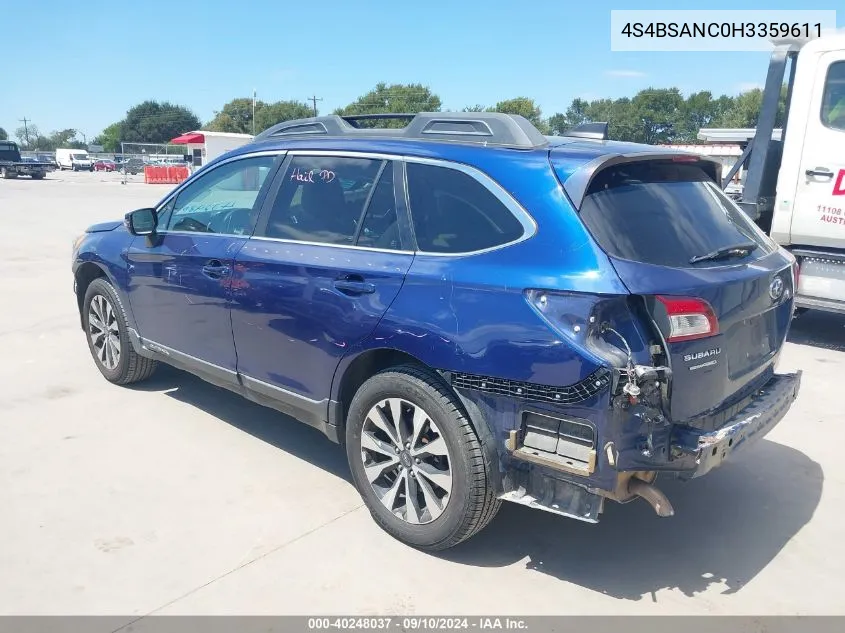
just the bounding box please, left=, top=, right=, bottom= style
left=307, top=617, right=528, bottom=630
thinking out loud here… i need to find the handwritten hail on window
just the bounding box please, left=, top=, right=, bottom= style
left=290, top=167, right=336, bottom=184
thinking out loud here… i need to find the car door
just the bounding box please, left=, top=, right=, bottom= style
left=229, top=153, right=414, bottom=420
left=126, top=152, right=281, bottom=378
left=790, top=53, right=845, bottom=248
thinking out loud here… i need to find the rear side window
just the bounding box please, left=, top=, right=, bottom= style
left=406, top=162, right=524, bottom=253
left=579, top=161, right=774, bottom=268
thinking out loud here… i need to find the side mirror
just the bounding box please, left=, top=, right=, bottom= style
left=125, top=208, right=157, bottom=236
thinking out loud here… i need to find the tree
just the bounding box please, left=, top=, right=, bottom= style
left=93, top=122, right=122, bottom=153
left=487, top=97, right=548, bottom=132
left=206, top=97, right=263, bottom=134
left=50, top=129, right=80, bottom=148
left=335, top=83, right=441, bottom=127
left=630, top=87, right=685, bottom=144
left=14, top=124, right=40, bottom=148
left=548, top=98, right=590, bottom=134
left=120, top=100, right=201, bottom=143
left=462, top=104, right=486, bottom=112
left=207, top=98, right=313, bottom=134
left=254, top=100, right=313, bottom=132
left=0, top=127, right=7, bottom=141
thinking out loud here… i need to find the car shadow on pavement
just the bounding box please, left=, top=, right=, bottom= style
left=788, top=311, right=845, bottom=352
left=127, top=366, right=822, bottom=601
left=128, top=364, right=351, bottom=483
left=440, top=439, right=822, bottom=601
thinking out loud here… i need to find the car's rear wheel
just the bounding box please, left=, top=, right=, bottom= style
left=346, top=365, right=500, bottom=551
left=83, top=278, right=157, bottom=384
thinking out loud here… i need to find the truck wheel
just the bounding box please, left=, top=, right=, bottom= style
left=82, top=278, right=158, bottom=385
left=31, top=173, right=44, bottom=180
left=2, top=168, right=16, bottom=179
left=346, top=365, right=500, bottom=551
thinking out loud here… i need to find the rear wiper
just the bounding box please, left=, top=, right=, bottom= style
left=689, top=242, right=758, bottom=264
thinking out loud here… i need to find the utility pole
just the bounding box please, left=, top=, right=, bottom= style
left=18, top=117, right=30, bottom=147
left=308, top=95, right=323, bottom=117
left=252, top=89, right=257, bottom=136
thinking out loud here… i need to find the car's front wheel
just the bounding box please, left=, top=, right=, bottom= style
left=346, top=365, right=500, bottom=551
left=82, top=277, right=157, bottom=384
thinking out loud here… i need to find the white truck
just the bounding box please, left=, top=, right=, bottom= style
left=723, top=31, right=845, bottom=314
left=56, top=148, right=93, bottom=171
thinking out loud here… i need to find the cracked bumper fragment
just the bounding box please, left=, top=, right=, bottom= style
left=673, top=371, right=802, bottom=480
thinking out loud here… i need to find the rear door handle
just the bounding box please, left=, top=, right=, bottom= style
left=334, top=275, right=376, bottom=295
left=202, top=259, right=230, bottom=279
left=806, top=167, right=834, bottom=180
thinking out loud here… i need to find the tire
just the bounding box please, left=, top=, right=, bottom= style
left=31, top=173, right=44, bottom=180
left=1, top=167, right=9, bottom=179
left=82, top=277, right=158, bottom=385
left=346, top=365, right=500, bottom=551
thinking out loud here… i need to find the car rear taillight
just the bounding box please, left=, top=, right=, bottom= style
left=655, top=296, right=719, bottom=342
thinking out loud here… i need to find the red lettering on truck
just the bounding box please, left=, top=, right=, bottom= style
left=834, top=169, right=845, bottom=196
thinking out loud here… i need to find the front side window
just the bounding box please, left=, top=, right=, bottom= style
left=821, top=61, right=845, bottom=131
left=262, top=155, right=382, bottom=244
left=165, top=155, right=277, bottom=234
left=405, top=162, right=525, bottom=253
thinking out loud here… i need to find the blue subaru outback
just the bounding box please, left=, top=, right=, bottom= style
left=72, top=112, right=802, bottom=550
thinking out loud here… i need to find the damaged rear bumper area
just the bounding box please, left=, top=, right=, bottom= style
left=495, top=370, right=801, bottom=522
left=672, top=370, right=802, bottom=479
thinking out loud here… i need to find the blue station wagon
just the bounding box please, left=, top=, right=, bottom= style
left=72, top=112, right=802, bottom=550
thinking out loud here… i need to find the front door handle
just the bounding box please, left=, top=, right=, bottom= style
left=334, top=275, right=376, bottom=295
left=806, top=167, right=834, bottom=180
left=202, top=259, right=230, bottom=279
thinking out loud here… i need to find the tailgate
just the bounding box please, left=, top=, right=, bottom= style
left=553, top=154, right=797, bottom=422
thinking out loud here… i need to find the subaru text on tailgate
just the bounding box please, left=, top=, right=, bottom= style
left=71, top=112, right=802, bottom=550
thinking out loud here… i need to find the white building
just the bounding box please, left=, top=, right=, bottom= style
left=170, top=131, right=254, bottom=167
left=658, top=143, right=745, bottom=182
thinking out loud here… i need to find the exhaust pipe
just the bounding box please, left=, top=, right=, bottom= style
left=628, top=477, right=675, bottom=517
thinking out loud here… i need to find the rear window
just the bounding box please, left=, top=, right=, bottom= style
left=579, top=161, right=774, bottom=268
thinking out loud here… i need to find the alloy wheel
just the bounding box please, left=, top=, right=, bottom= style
left=360, top=397, right=453, bottom=524
left=88, top=294, right=121, bottom=370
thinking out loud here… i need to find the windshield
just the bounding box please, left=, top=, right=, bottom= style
left=72, top=154, right=88, bottom=160
left=579, top=161, right=775, bottom=268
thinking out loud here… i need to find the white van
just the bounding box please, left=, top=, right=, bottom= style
left=56, top=148, right=93, bottom=171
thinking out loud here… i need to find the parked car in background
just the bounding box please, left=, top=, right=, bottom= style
left=94, top=159, right=117, bottom=172
left=36, top=153, right=58, bottom=170
left=119, top=158, right=144, bottom=175
left=71, top=112, right=802, bottom=551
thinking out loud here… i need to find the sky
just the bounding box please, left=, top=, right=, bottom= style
left=1, top=0, right=842, bottom=142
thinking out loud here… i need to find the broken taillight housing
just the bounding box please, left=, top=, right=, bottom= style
left=655, top=295, right=719, bottom=342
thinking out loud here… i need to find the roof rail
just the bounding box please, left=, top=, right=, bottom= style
left=251, top=111, right=549, bottom=148
left=562, top=122, right=609, bottom=141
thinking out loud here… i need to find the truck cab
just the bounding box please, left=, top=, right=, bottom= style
left=727, top=31, right=845, bottom=315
